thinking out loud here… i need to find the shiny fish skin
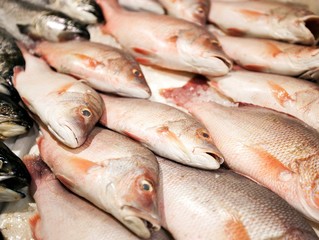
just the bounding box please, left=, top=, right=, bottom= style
left=158, top=0, right=210, bottom=25
left=163, top=87, right=319, bottom=222
left=28, top=0, right=103, bottom=24
left=209, top=1, right=319, bottom=45
left=212, top=34, right=319, bottom=80
left=38, top=126, right=161, bottom=239
left=119, top=0, right=165, bottom=14
left=23, top=155, right=169, bottom=240
left=0, top=0, right=89, bottom=43
left=97, top=0, right=232, bottom=76
left=13, top=49, right=103, bottom=148
left=100, top=94, right=224, bottom=169
left=158, top=157, right=318, bottom=240
left=34, top=41, right=151, bottom=98
left=209, top=70, right=319, bottom=132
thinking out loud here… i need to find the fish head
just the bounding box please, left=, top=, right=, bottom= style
left=47, top=83, right=103, bottom=148
left=176, top=28, right=232, bottom=76
left=59, top=0, right=104, bottom=24
left=105, top=156, right=160, bottom=238
left=28, top=11, right=90, bottom=42
left=0, top=93, right=33, bottom=139
left=183, top=1, right=210, bottom=25
left=0, top=141, right=30, bottom=201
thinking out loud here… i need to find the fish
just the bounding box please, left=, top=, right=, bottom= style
left=0, top=93, right=33, bottom=139
left=119, top=0, right=165, bottom=15
left=100, top=94, right=224, bottom=169
left=38, top=126, right=161, bottom=239
left=157, top=156, right=318, bottom=240
left=28, top=0, right=103, bottom=24
left=0, top=0, right=89, bottom=43
left=208, top=0, right=319, bottom=45
left=96, top=0, right=232, bottom=76
left=161, top=85, right=319, bottom=222
left=211, top=34, right=319, bottom=81
left=13, top=47, right=103, bottom=148
left=209, top=70, right=319, bottom=132
left=34, top=40, right=151, bottom=98
left=23, top=154, right=170, bottom=240
left=0, top=141, right=30, bottom=202
left=158, top=0, right=210, bottom=25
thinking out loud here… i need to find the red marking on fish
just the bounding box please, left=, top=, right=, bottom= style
left=56, top=174, right=75, bottom=190
left=56, top=83, right=74, bottom=95
left=167, top=36, right=178, bottom=43
left=243, top=64, right=266, bottom=72
left=135, top=57, right=151, bottom=65
left=268, top=81, right=293, bottom=106
left=266, top=42, right=282, bottom=57
left=29, top=213, right=41, bottom=240
left=123, top=130, right=144, bottom=143
left=160, top=76, right=209, bottom=107
left=69, top=157, right=98, bottom=173
left=239, top=9, right=266, bottom=19
left=73, top=53, right=101, bottom=68
left=133, top=48, right=153, bottom=56
left=224, top=218, right=250, bottom=240
left=21, top=97, right=31, bottom=108
left=227, top=28, right=245, bottom=37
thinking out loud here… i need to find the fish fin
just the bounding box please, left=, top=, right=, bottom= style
left=267, top=81, right=293, bottom=106
left=135, top=57, right=152, bottom=65
left=167, top=36, right=178, bottom=43
left=122, top=130, right=144, bottom=143
left=73, top=53, right=102, bottom=69
left=266, top=42, right=282, bottom=57
left=226, top=28, right=246, bottom=37
left=243, top=64, right=265, bottom=72
left=133, top=48, right=154, bottom=56
left=56, top=83, right=74, bottom=95
left=56, top=174, right=75, bottom=190
left=224, top=218, right=250, bottom=240
left=68, top=157, right=99, bottom=173
left=239, top=9, right=266, bottom=19
left=29, top=213, right=42, bottom=240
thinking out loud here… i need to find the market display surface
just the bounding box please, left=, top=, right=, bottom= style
left=0, top=0, right=319, bottom=239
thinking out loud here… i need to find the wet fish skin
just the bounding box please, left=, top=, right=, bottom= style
left=119, top=0, right=165, bottom=14
left=38, top=126, right=161, bottom=239
left=0, top=141, right=30, bottom=202
left=209, top=70, right=319, bottom=132
left=0, top=93, right=33, bottom=140
left=13, top=48, right=103, bottom=148
left=97, top=0, right=232, bottom=76
left=35, top=41, right=151, bottom=98
left=157, top=156, right=318, bottom=240
left=28, top=0, right=103, bottom=24
left=158, top=0, right=210, bottom=25
left=0, top=0, right=90, bottom=42
left=100, top=94, right=223, bottom=169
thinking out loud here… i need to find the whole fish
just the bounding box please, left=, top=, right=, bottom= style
left=212, top=34, right=319, bottom=80
left=209, top=70, right=319, bottom=132
left=158, top=0, right=210, bottom=25
left=96, top=0, right=232, bottom=76
left=158, top=157, right=318, bottom=240
left=162, top=85, right=319, bottom=222
left=13, top=48, right=103, bottom=148
left=34, top=41, right=151, bottom=98
left=23, top=154, right=169, bottom=240
left=209, top=1, right=319, bottom=45
left=100, top=94, right=224, bottom=169
left=28, top=0, right=103, bottom=24
left=38, top=126, right=161, bottom=239
left=119, top=0, right=165, bottom=14
left=0, top=141, right=30, bottom=202
left=0, top=0, right=89, bottom=43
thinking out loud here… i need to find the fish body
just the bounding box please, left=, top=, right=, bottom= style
left=210, top=70, right=319, bottom=132
left=0, top=0, right=89, bottom=43
left=119, top=0, right=165, bottom=14
left=0, top=141, right=30, bottom=202
left=35, top=41, right=151, bottom=98
left=28, top=0, right=103, bottom=24
left=97, top=0, right=232, bottom=76
left=38, top=126, right=161, bottom=239
left=13, top=49, right=103, bottom=148
left=209, top=1, right=319, bottom=45
left=158, top=0, right=210, bottom=25
left=23, top=155, right=168, bottom=240
left=100, top=94, right=223, bottom=169
left=158, top=157, right=318, bottom=239
left=213, top=34, right=319, bottom=80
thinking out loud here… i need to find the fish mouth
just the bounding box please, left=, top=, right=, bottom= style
left=192, top=147, right=224, bottom=170
left=122, top=206, right=161, bottom=239
left=0, top=122, right=29, bottom=139
left=302, top=16, right=319, bottom=45
left=58, top=30, right=90, bottom=42
left=47, top=123, right=79, bottom=148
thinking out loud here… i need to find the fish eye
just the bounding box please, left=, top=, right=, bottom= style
left=81, top=108, right=91, bottom=117
left=197, top=129, right=211, bottom=139
left=132, top=69, right=142, bottom=78
left=196, top=7, right=205, bottom=14
left=140, top=180, right=153, bottom=192
left=210, top=40, right=220, bottom=47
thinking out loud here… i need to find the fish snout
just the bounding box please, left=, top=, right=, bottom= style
left=192, top=147, right=224, bottom=170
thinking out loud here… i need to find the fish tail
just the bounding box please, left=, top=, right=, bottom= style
left=96, top=0, right=121, bottom=20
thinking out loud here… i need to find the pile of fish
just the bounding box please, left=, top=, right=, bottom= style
left=0, top=0, right=318, bottom=239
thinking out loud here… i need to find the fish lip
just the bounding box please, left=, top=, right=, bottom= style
left=61, top=124, right=80, bottom=148
left=58, top=30, right=90, bottom=42
left=192, top=147, right=224, bottom=169
left=216, top=56, right=233, bottom=70
left=0, top=122, right=29, bottom=138
left=0, top=185, right=25, bottom=202
left=47, top=123, right=79, bottom=148
left=121, top=205, right=161, bottom=238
